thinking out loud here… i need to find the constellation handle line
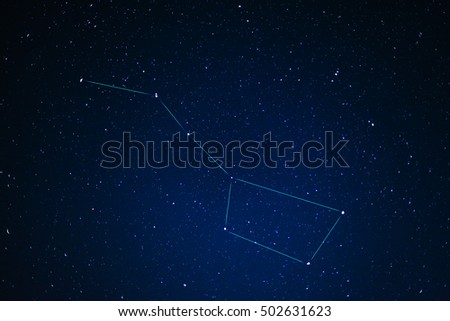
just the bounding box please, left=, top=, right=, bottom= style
left=235, top=178, right=340, bottom=212
left=85, top=80, right=186, bottom=132
left=86, top=80, right=152, bottom=96
left=86, top=79, right=229, bottom=176
left=228, top=231, right=304, bottom=263
left=194, top=141, right=229, bottom=176
left=158, top=99, right=187, bottom=132
left=225, top=182, right=233, bottom=226
left=310, top=215, right=341, bottom=262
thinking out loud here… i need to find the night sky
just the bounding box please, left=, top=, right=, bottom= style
left=1, top=1, right=449, bottom=300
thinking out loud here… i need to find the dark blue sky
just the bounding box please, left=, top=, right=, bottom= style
left=1, top=1, right=449, bottom=300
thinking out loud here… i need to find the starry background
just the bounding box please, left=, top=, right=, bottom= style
left=1, top=1, right=449, bottom=300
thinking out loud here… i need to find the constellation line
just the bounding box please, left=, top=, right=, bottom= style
left=228, top=231, right=304, bottom=263
left=86, top=79, right=229, bottom=176
left=235, top=178, right=340, bottom=212
left=225, top=181, right=233, bottom=226
left=310, top=215, right=342, bottom=262
left=158, top=99, right=187, bottom=132
left=85, top=80, right=152, bottom=96
left=194, top=141, right=229, bottom=176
